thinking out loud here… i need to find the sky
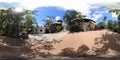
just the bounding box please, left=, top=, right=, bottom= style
left=0, top=0, right=120, bottom=26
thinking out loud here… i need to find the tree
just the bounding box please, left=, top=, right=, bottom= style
left=0, top=7, right=37, bottom=37
left=97, top=22, right=106, bottom=29
left=109, top=10, right=120, bottom=24
left=103, top=16, right=107, bottom=23
left=109, top=9, right=120, bottom=33
left=44, top=16, right=55, bottom=33
left=0, top=9, right=6, bottom=33
left=44, top=16, right=63, bottom=33
left=109, top=9, right=120, bottom=16
left=114, top=21, right=118, bottom=28
left=44, top=16, right=54, bottom=26
left=24, top=10, right=37, bottom=34
left=63, top=10, right=84, bottom=32
left=107, top=20, right=114, bottom=30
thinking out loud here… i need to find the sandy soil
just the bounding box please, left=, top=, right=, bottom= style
left=29, top=31, right=68, bottom=41
left=0, top=29, right=120, bottom=58
left=50, top=30, right=120, bottom=56
left=50, top=30, right=106, bottom=54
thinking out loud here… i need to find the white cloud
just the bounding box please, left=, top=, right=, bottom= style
left=88, top=10, right=103, bottom=21
left=0, top=5, right=5, bottom=9
left=0, top=0, right=120, bottom=22
left=91, top=14, right=102, bottom=21
left=55, top=16, right=61, bottom=21
left=86, top=4, right=107, bottom=21
left=0, top=0, right=120, bottom=14
left=101, top=3, right=120, bottom=9
left=15, top=7, right=23, bottom=12
left=112, top=13, right=118, bottom=18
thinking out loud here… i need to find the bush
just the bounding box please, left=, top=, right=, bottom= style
left=114, top=27, right=120, bottom=33
left=107, top=20, right=114, bottom=30
left=97, top=22, right=106, bottom=29
left=45, top=28, right=50, bottom=33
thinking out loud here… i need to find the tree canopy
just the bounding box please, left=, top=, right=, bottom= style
left=109, top=9, right=120, bottom=33
left=107, top=20, right=114, bottom=30
left=0, top=7, right=37, bottom=37
left=63, top=10, right=84, bottom=32
left=97, top=22, right=106, bottom=29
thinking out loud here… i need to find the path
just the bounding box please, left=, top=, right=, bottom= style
left=28, top=31, right=68, bottom=41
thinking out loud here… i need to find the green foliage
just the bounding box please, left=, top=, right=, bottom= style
left=107, top=20, right=114, bottom=30
left=109, top=9, right=120, bottom=33
left=109, top=9, right=120, bottom=16
left=44, top=16, right=54, bottom=26
left=112, top=21, right=120, bottom=33
left=44, top=16, right=63, bottom=33
left=97, top=22, right=106, bottom=29
left=114, top=27, right=120, bottom=33
left=49, top=24, right=63, bottom=33
left=49, top=24, right=56, bottom=33
left=0, top=7, right=37, bottom=37
left=103, top=16, right=107, bottom=23
left=63, top=10, right=84, bottom=32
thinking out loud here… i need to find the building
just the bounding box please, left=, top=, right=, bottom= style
left=34, top=20, right=63, bottom=34
left=72, top=18, right=96, bottom=32
left=83, top=19, right=96, bottom=31
left=34, top=26, right=46, bottom=34
left=33, top=19, right=95, bottom=34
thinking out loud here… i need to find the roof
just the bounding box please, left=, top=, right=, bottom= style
left=83, top=19, right=96, bottom=23
left=57, top=20, right=62, bottom=22
left=72, top=18, right=96, bottom=23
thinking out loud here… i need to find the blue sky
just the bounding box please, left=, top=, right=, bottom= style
left=34, top=6, right=66, bottom=25
left=0, top=0, right=120, bottom=26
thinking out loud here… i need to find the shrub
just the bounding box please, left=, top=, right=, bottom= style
left=107, top=20, right=114, bottom=30
left=113, top=27, right=120, bottom=33
left=97, top=22, right=106, bottom=29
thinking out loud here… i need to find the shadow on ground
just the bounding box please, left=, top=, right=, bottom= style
left=0, top=36, right=33, bottom=58
left=0, top=36, right=56, bottom=58
left=93, top=32, right=120, bottom=55
left=59, top=31, right=120, bottom=59
left=1, top=30, right=120, bottom=59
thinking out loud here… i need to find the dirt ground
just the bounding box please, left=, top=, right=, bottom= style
left=0, top=29, right=120, bottom=59
left=50, top=30, right=120, bottom=55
